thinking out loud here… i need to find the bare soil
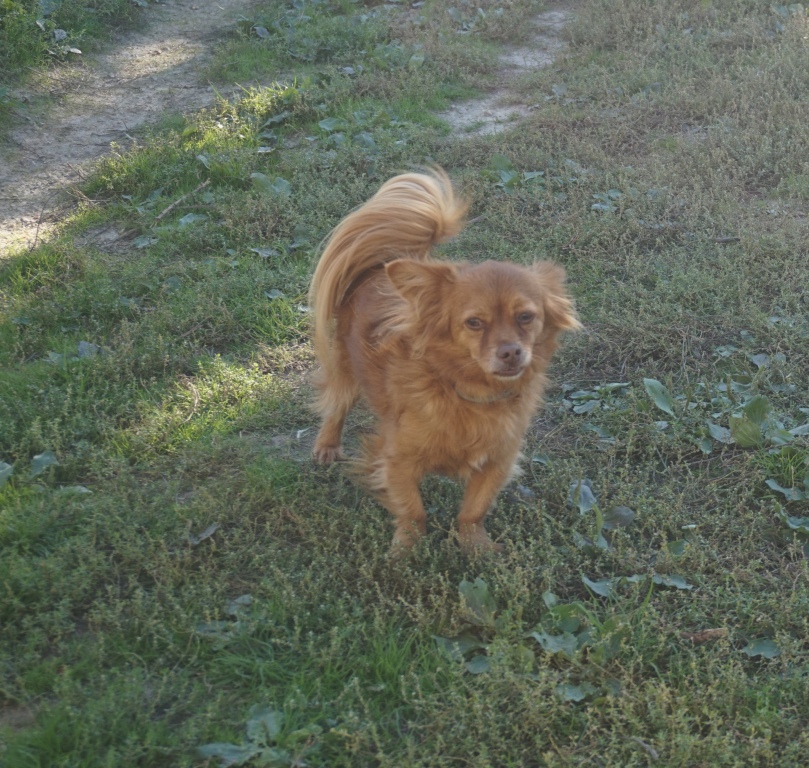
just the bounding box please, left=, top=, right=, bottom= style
left=0, top=0, right=258, bottom=254
left=437, top=8, right=572, bottom=136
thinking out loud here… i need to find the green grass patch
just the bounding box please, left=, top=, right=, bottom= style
left=0, top=0, right=139, bottom=117
left=2, top=0, right=809, bottom=765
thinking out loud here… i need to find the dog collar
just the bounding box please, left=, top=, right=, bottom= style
left=454, top=385, right=518, bottom=404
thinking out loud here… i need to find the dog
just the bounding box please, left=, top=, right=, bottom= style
left=309, top=169, right=580, bottom=553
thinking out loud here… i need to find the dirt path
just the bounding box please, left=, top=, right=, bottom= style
left=438, top=7, right=572, bottom=136
left=0, top=0, right=257, bottom=254
left=0, top=1, right=572, bottom=255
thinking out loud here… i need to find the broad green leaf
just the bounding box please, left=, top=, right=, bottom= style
left=353, top=131, right=376, bottom=149
left=729, top=416, right=762, bottom=448
left=557, top=615, right=582, bottom=634
left=288, top=724, right=323, bottom=742
left=742, top=639, right=780, bottom=659
left=749, top=353, right=769, bottom=368
left=542, top=591, right=558, bottom=608
left=775, top=506, right=809, bottom=534
left=270, top=177, right=291, bottom=198
left=30, top=451, right=59, bottom=478
left=459, top=578, right=497, bottom=627
left=188, top=522, right=221, bottom=546
left=499, top=170, right=519, bottom=187
left=0, top=462, right=13, bottom=488
left=57, top=485, right=92, bottom=494
left=251, top=173, right=291, bottom=198
left=545, top=602, right=587, bottom=633
left=489, top=153, right=516, bottom=172
left=38, top=0, right=62, bottom=15
left=582, top=575, right=615, bottom=597
left=766, top=479, right=806, bottom=501
left=197, top=742, right=257, bottom=766
left=318, top=117, right=347, bottom=132
left=789, top=423, right=809, bottom=436
left=583, top=424, right=614, bottom=440
left=666, top=539, right=688, bottom=557
left=250, top=248, right=279, bottom=259
left=133, top=235, right=158, bottom=248
left=434, top=633, right=488, bottom=661
left=251, top=172, right=275, bottom=193
left=178, top=213, right=208, bottom=226
left=643, top=378, right=675, bottom=416
left=602, top=506, right=635, bottom=530
left=246, top=706, right=284, bottom=743
left=743, top=395, right=770, bottom=425
left=707, top=421, right=732, bottom=444
left=652, top=574, right=692, bottom=590
left=465, top=654, right=490, bottom=674
left=530, top=631, right=578, bottom=658
left=77, top=341, right=100, bottom=358
left=164, top=276, right=182, bottom=292
left=624, top=574, right=647, bottom=584
left=556, top=682, right=598, bottom=702
left=568, top=479, right=597, bottom=513
left=568, top=389, right=598, bottom=401
left=766, top=427, right=794, bottom=446
left=262, top=111, right=291, bottom=126
left=225, top=594, right=253, bottom=616
left=599, top=381, right=630, bottom=393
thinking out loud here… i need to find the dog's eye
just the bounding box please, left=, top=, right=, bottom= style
left=517, top=312, right=535, bottom=324
left=465, top=317, right=484, bottom=330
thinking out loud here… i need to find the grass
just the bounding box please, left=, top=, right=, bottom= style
left=0, top=0, right=139, bottom=130
left=1, top=0, right=809, bottom=765
left=0, top=0, right=138, bottom=79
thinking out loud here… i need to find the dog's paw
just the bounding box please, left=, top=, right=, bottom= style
left=388, top=521, right=427, bottom=556
left=312, top=444, right=346, bottom=464
left=458, top=527, right=503, bottom=555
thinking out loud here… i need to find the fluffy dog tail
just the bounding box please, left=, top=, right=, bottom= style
left=309, top=168, right=467, bottom=363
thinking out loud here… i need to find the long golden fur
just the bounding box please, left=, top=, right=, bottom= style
left=309, top=169, right=580, bottom=553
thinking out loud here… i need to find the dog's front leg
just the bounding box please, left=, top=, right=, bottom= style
left=456, top=459, right=517, bottom=553
left=377, top=457, right=428, bottom=552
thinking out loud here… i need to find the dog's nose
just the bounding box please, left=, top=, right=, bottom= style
left=497, top=343, right=522, bottom=363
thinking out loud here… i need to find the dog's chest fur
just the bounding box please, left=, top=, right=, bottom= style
left=338, top=271, right=547, bottom=476
left=360, top=356, right=540, bottom=479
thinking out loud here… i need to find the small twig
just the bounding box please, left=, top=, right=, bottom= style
left=69, top=187, right=97, bottom=204
left=178, top=321, right=208, bottom=339
left=155, top=179, right=210, bottom=221
left=29, top=188, right=62, bottom=251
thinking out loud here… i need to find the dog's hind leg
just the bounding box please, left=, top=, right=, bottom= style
left=312, top=348, right=359, bottom=464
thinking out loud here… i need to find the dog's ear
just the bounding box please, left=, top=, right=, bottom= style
left=386, top=260, right=457, bottom=314
left=534, top=261, right=582, bottom=331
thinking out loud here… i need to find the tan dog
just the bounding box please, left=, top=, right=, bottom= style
left=309, top=169, right=580, bottom=552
